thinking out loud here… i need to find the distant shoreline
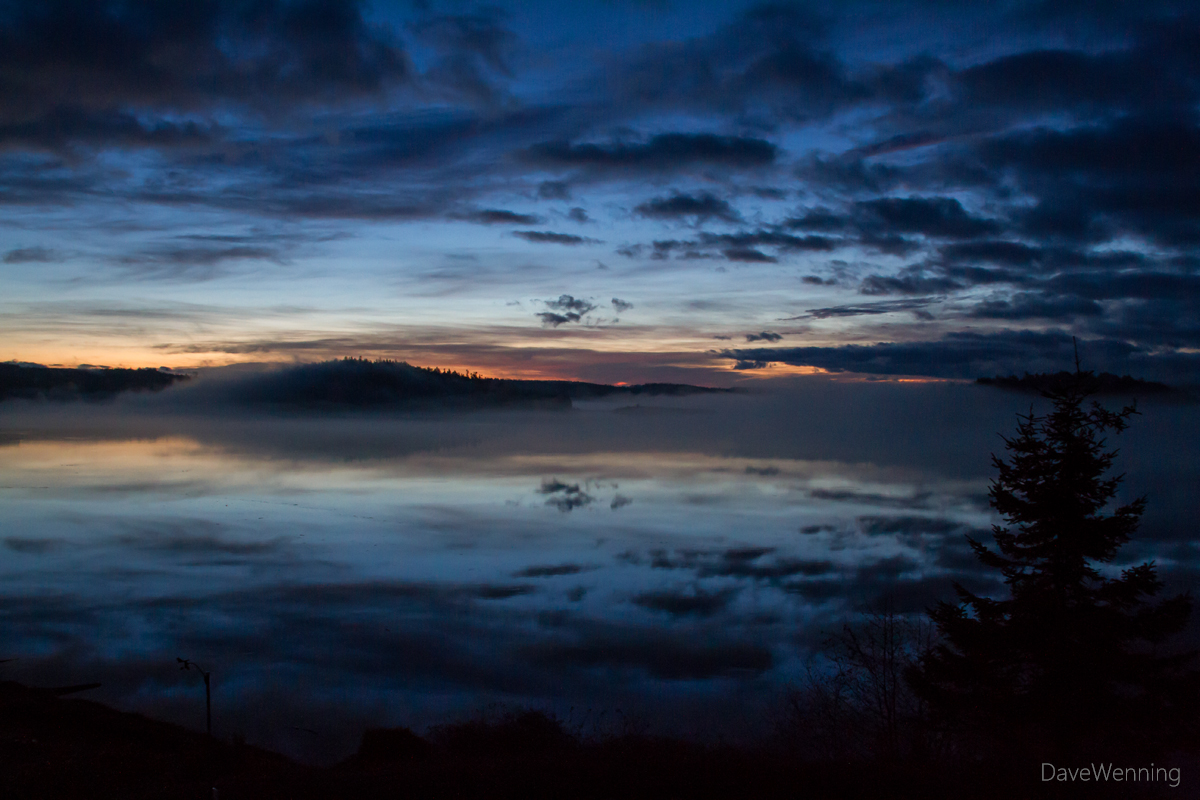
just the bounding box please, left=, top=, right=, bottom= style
left=976, top=371, right=1177, bottom=396
left=0, top=359, right=732, bottom=410
left=0, top=363, right=189, bottom=402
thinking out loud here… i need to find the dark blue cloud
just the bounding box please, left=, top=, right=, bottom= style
left=723, top=247, right=776, bottom=263
left=968, top=293, right=1104, bottom=321
left=796, top=298, right=941, bottom=320
left=513, top=231, right=602, bottom=245
left=512, top=564, right=587, bottom=578
left=116, top=241, right=286, bottom=282
left=700, top=230, right=837, bottom=252
left=0, top=107, right=217, bottom=151
left=723, top=329, right=1200, bottom=382
left=458, top=209, right=541, bottom=225
left=3, top=246, right=61, bottom=264
left=537, top=477, right=594, bottom=510
left=526, top=133, right=776, bottom=171
left=631, top=586, right=739, bottom=618
left=0, top=1, right=409, bottom=136
left=855, top=197, right=1000, bottom=239
left=408, top=7, right=517, bottom=105
left=634, top=193, right=741, bottom=224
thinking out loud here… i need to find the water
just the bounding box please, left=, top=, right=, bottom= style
left=1, top=379, right=1195, bottom=762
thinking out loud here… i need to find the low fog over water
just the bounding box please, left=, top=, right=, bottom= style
left=1, top=375, right=1197, bottom=762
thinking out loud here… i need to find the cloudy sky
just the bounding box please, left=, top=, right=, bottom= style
left=3, top=0, right=1199, bottom=384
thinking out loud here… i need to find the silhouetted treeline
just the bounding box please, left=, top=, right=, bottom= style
left=0, top=363, right=188, bottom=402
left=0, top=682, right=1068, bottom=799
left=231, top=358, right=731, bottom=410
left=977, top=371, right=1173, bottom=395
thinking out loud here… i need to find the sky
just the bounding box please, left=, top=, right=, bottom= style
left=2, top=0, right=1200, bottom=384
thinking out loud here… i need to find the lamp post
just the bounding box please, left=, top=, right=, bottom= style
left=177, top=657, right=212, bottom=737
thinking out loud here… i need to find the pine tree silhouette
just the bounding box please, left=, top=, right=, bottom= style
left=909, top=367, right=1198, bottom=759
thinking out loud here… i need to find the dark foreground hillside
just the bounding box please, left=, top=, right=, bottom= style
left=1, top=681, right=1184, bottom=800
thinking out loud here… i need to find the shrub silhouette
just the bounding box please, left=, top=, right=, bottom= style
left=352, top=726, right=433, bottom=766
left=909, top=369, right=1199, bottom=759
left=427, top=710, right=577, bottom=757
left=782, top=608, right=938, bottom=763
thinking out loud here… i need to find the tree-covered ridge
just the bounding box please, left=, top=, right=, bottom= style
left=230, top=358, right=731, bottom=409
left=0, top=363, right=188, bottom=401
left=977, top=371, right=1174, bottom=395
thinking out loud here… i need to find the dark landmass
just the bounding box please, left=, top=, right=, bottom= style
left=227, top=358, right=731, bottom=410
left=0, top=363, right=188, bottom=402
left=976, top=371, right=1175, bottom=395
left=0, top=681, right=1076, bottom=800
left=0, top=358, right=730, bottom=410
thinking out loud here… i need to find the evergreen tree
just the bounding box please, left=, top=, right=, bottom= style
left=909, top=370, right=1197, bottom=758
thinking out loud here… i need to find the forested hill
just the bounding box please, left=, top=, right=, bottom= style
left=230, top=359, right=731, bottom=410
left=0, top=363, right=188, bottom=401
left=0, top=359, right=730, bottom=409
left=976, top=371, right=1175, bottom=395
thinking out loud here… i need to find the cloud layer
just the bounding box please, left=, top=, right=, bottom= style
left=2, top=1, right=1199, bottom=382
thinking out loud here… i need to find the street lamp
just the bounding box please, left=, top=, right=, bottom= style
left=177, top=657, right=212, bottom=737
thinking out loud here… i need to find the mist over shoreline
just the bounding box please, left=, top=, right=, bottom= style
left=3, top=375, right=1197, bottom=763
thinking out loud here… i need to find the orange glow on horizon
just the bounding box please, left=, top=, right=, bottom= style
left=4, top=347, right=724, bottom=385
left=719, top=360, right=970, bottom=384
left=724, top=362, right=831, bottom=378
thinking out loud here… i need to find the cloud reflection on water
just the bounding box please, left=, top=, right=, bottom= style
left=0, top=378, right=1196, bottom=762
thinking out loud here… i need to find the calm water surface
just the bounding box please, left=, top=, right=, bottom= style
left=2, top=381, right=1196, bottom=761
